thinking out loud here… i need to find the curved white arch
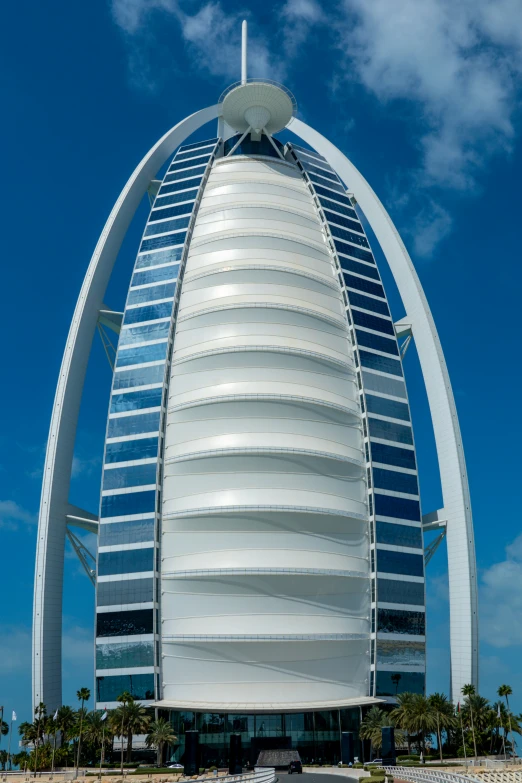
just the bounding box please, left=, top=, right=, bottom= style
left=288, top=118, right=478, bottom=701
left=32, top=104, right=219, bottom=711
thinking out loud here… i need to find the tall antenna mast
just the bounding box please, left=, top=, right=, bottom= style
left=241, top=20, right=248, bottom=84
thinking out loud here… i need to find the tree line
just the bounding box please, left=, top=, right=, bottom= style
left=360, top=684, right=520, bottom=760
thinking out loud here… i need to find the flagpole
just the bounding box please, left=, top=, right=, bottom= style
left=7, top=711, right=17, bottom=771
left=458, top=704, right=467, bottom=763
left=99, top=708, right=108, bottom=781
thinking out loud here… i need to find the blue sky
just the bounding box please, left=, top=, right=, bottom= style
left=1, top=0, right=522, bottom=726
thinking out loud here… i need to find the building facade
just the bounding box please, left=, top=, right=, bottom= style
left=33, top=61, right=478, bottom=763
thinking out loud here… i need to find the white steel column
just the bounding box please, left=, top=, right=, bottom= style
left=289, top=118, right=478, bottom=701
left=32, top=104, right=219, bottom=712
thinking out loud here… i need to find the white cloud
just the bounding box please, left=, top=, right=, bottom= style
left=480, top=533, right=522, bottom=648
left=0, top=500, right=37, bottom=530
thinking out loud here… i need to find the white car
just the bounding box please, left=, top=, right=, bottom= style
left=168, top=763, right=184, bottom=769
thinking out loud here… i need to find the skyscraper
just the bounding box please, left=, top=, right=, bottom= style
left=33, top=23, right=478, bottom=763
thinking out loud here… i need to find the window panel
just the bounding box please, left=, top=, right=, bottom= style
left=376, top=671, right=425, bottom=696
left=135, top=246, right=184, bottom=269
left=376, top=521, right=422, bottom=548
left=144, top=216, right=190, bottom=238
left=158, top=177, right=202, bottom=195
left=110, top=388, right=163, bottom=414
left=323, top=208, right=362, bottom=234
left=123, top=302, right=173, bottom=326
left=341, top=259, right=380, bottom=280
left=140, top=232, right=187, bottom=253
left=131, top=264, right=179, bottom=287
left=96, top=673, right=155, bottom=702
left=96, top=640, right=154, bottom=668
left=149, top=202, right=194, bottom=222
left=163, top=165, right=206, bottom=183
left=98, top=518, right=155, bottom=547
left=360, top=350, right=403, bottom=377
left=352, top=310, right=394, bottom=335
left=96, top=608, right=154, bottom=637
left=116, top=342, right=168, bottom=368
left=292, top=143, right=327, bottom=161
left=175, top=144, right=214, bottom=160
left=127, top=282, right=176, bottom=306
left=154, top=189, right=199, bottom=209
left=371, top=441, right=416, bottom=470
left=366, top=394, right=409, bottom=421
left=377, top=578, right=425, bottom=606
left=369, top=417, right=413, bottom=445
left=355, top=329, right=398, bottom=356
left=362, top=371, right=407, bottom=399
left=302, top=160, right=339, bottom=182
left=107, top=411, right=160, bottom=439
left=179, top=137, right=218, bottom=152
left=330, top=224, right=370, bottom=249
left=100, top=490, right=156, bottom=519
left=103, top=463, right=158, bottom=491
left=113, top=363, right=165, bottom=390
left=313, top=184, right=354, bottom=209
left=335, top=239, right=375, bottom=265
left=97, top=579, right=154, bottom=607
left=105, top=437, right=159, bottom=464
left=348, top=291, right=390, bottom=316
left=98, top=547, right=154, bottom=576
left=344, top=273, right=385, bottom=298
left=373, top=468, right=418, bottom=495
left=378, top=607, right=425, bottom=635
left=308, top=173, right=345, bottom=194
left=377, top=549, right=424, bottom=577
left=375, top=493, right=420, bottom=521
left=169, top=154, right=210, bottom=171
left=119, top=321, right=170, bottom=347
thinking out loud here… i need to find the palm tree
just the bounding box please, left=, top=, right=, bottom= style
left=12, top=751, right=29, bottom=773
left=75, top=687, right=91, bottom=775
left=32, top=703, right=47, bottom=777
left=125, top=701, right=151, bottom=762
left=146, top=719, right=177, bottom=767
left=0, top=720, right=8, bottom=743
left=498, top=685, right=516, bottom=759
left=0, top=750, right=8, bottom=771
left=110, top=691, right=134, bottom=775
left=409, top=694, right=437, bottom=757
left=360, top=706, right=404, bottom=758
left=462, top=684, right=478, bottom=760
left=83, top=710, right=113, bottom=767
left=390, top=692, right=415, bottom=754
left=428, top=693, right=455, bottom=762
left=56, top=705, right=76, bottom=762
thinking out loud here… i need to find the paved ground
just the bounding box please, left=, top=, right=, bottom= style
left=278, top=774, right=359, bottom=783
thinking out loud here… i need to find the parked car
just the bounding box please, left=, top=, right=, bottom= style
left=288, top=760, right=302, bottom=774
left=168, top=763, right=184, bottom=769
left=371, top=759, right=383, bottom=766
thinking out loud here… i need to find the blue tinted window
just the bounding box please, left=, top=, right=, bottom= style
left=378, top=607, right=425, bottom=635
left=302, top=160, right=339, bottom=182
left=144, top=215, right=190, bottom=238
left=377, top=579, right=425, bottom=606
left=344, top=273, right=385, bottom=298
left=375, top=494, right=420, bottom=521
left=123, top=302, right=173, bottom=325
left=96, top=608, right=154, bottom=637
left=98, top=547, right=154, bottom=576
left=140, top=232, right=187, bottom=253
left=149, top=203, right=194, bottom=222
left=320, top=197, right=358, bottom=220
left=376, top=671, right=425, bottom=697
left=323, top=209, right=362, bottom=234
left=103, top=463, right=158, bottom=491
left=105, top=437, right=159, bottom=464
left=366, top=395, right=409, bottom=421
left=107, top=411, right=160, bottom=439
left=101, top=490, right=156, bottom=518
left=119, top=321, right=170, bottom=346
left=116, top=342, right=168, bottom=368
left=331, top=225, right=370, bottom=250
left=158, top=176, right=202, bottom=195
left=373, top=468, right=418, bottom=495
left=376, top=521, right=422, bottom=548
left=169, top=154, right=210, bottom=171
left=308, top=173, right=345, bottom=194
left=179, top=137, right=218, bottom=152
left=131, top=264, right=179, bottom=287
left=175, top=144, right=214, bottom=160
left=363, top=371, right=406, bottom=399
left=377, top=549, right=424, bottom=577
left=135, top=246, right=183, bottom=269
left=153, top=188, right=198, bottom=208
left=223, top=133, right=285, bottom=159
left=348, top=291, right=389, bottom=316
left=292, top=143, right=327, bottom=161
left=97, top=578, right=154, bottom=607
left=313, top=184, right=353, bottom=208
left=96, top=673, right=155, bottom=702
left=341, top=259, right=379, bottom=280
left=352, top=310, right=394, bottom=335
left=371, top=441, right=416, bottom=470
left=98, top=518, right=155, bottom=546
left=127, top=282, right=176, bottom=306
left=96, top=640, right=154, bottom=668
left=113, top=364, right=165, bottom=390
left=360, top=350, right=403, bottom=377
left=335, top=239, right=374, bottom=265
left=163, top=165, right=206, bottom=183
left=369, top=417, right=413, bottom=445
left=356, top=329, right=398, bottom=356
left=110, top=388, right=163, bottom=413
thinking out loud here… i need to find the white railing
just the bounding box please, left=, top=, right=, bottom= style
left=383, top=767, right=482, bottom=783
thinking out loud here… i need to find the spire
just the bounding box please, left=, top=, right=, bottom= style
left=241, top=20, right=248, bottom=84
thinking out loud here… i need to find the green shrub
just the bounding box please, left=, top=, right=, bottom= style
left=397, top=755, right=420, bottom=762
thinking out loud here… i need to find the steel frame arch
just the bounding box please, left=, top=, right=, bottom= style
left=32, top=105, right=219, bottom=712
left=288, top=117, right=478, bottom=701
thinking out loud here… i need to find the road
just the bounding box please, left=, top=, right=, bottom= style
left=277, top=774, right=359, bottom=783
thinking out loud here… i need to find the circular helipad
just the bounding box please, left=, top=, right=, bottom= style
left=221, top=79, right=296, bottom=134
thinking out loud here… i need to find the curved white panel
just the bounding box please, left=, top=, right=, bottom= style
left=161, top=155, right=370, bottom=708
